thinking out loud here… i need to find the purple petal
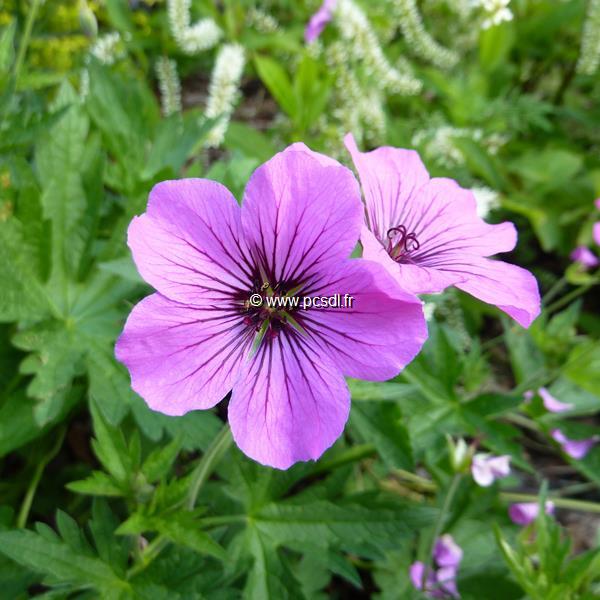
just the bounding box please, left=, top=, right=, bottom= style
left=241, top=144, right=363, bottom=287
left=471, top=453, right=509, bottom=487
left=453, top=257, right=541, bottom=328
left=595, top=198, right=600, bottom=210
left=115, top=293, right=250, bottom=415
left=488, top=455, right=511, bottom=478
left=434, top=534, right=463, bottom=569
left=437, top=566, right=460, bottom=598
left=127, top=179, right=253, bottom=305
left=299, top=259, right=427, bottom=381
left=228, top=335, right=350, bottom=469
left=539, top=387, right=573, bottom=413
left=509, top=501, right=554, bottom=526
left=523, top=390, right=534, bottom=402
left=305, top=0, right=336, bottom=44
left=345, top=133, right=430, bottom=242
left=471, top=454, right=495, bottom=487
left=594, top=222, right=600, bottom=247
left=551, top=429, right=598, bottom=460
left=410, top=562, right=437, bottom=593
left=570, top=246, right=599, bottom=268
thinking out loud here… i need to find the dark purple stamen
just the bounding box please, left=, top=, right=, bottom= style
left=386, top=225, right=420, bottom=263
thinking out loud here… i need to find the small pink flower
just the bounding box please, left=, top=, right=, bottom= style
left=538, top=387, right=573, bottom=413
left=304, top=0, right=336, bottom=44
left=434, top=535, right=463, bottom=568
left=594, top=222, right=600, bottom=247
left=509, top=501, right=554, bottom=526
left=523, top=390, right=534, bottom=402
left=471, top=454, right=511, bottom=487
left=410, top=535, right=462, bottom=598
left=551, top=429, right=598, bottom=460
left=594, top=198, right=600, bottom=211
left=570, top=246, right=599, bottom=268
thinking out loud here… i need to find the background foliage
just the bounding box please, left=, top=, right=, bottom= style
left=1, top=0, right=599, bottom=598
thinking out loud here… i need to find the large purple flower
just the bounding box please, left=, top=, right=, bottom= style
left=115, top=144, right=427, bottom=469
left=344, top=134, right=541, bottom=328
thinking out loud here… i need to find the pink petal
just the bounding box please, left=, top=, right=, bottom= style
left=128, top=179, right=253, bottom=305
left=595, top=198, right=600, bottom=210
left=551, top=429, right=598, bottom=460
left=241, top=144, right=363, bottom=287
left=523, top=390, right=534, bottom=402
left=115, top=294, right=250, bottom=415
left=304, top=0, right=336, bottom=43
left=228, top=336, right=350, bottom=469
left=471, top=455, right=494, bottom=487
left=594, top=222, right=600, bottom=247
left=345, top=133, right=430, bottom=242
left=509, top=501, right=554, bottom=526
left=453, top=257, right=541, bottom=328
left=539, top=387, right=573, bottom=413
left=570, top=246, right=599, bottom=268
left=434, top=534, right=463, bottom=569
left=488, top=455, right=511, bottom=478
left=299, top=259, right=427, bottom=381
left=437, top=566, right=460, bottom=598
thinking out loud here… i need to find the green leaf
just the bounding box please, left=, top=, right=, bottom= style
left=254, top=55, right=296, bottom=117
left=224, top=121, right=276, bottom=163
left=142, top=435, right=182, bottom=483
left=0, top=528, right=128, bottom=592
left=0, top=217, right=50, bottom=322
left=66, top=470, right=125, bottom=497
left=13, top=323, right=84, bottom=425
left=89, top=401, right=132, bottom=483
left=350, top=402, right=414, bottom=470
left=244, top=526, right=305, bottom=600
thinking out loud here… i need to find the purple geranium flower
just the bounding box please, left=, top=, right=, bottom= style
left=509, top=501, right=554, bottom=526
left=538, top=387, right=573, bottom=413
left=115, top=144, right=427, bottom=469
left=410, top=535, right=462, bottom=598
left=344, top=134, right=541, bottom=328
left=305, top=0, right=336, bottom=44
left=570, top=245, right=599, bottom=268
left=551, top=429, right=598, bottom=460
left=471, top=453, right=510, bottom=487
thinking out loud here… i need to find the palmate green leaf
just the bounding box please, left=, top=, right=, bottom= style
left=252, top=496, right=435, bottom=555
left=89, top=500, right=130, bottom=575
left=0, top=528, right=129, bottom=594
left=35, top=82, right=90, bottom=286
left=349, top=402, right=414, bottom=471
left=12, top=323, right=84, bottom=425
left=0, top=216, right=50, bottom=322
left=141, top=435, right=183, bottom=483
left=244, top=526, right=305, bottom=600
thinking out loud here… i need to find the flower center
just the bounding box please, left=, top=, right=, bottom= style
left=240, top=279, right=304, bottom=346
left=386, top=225, right=420, bottom=263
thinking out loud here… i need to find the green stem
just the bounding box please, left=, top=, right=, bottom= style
left=186, top=424, right=233, bottom=510
left=501, top=492, right=600, bottom=514
left=310, top=443, right=376, bottom=476
left=542, top=276, right=568, bottom=306
left=545, top=283, right=593, bottom=314
left=17, top=427, right=66, bottom=528
left=422, top=474, right=462, bottom=588
left=14, top=0, right=42, bottom=83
